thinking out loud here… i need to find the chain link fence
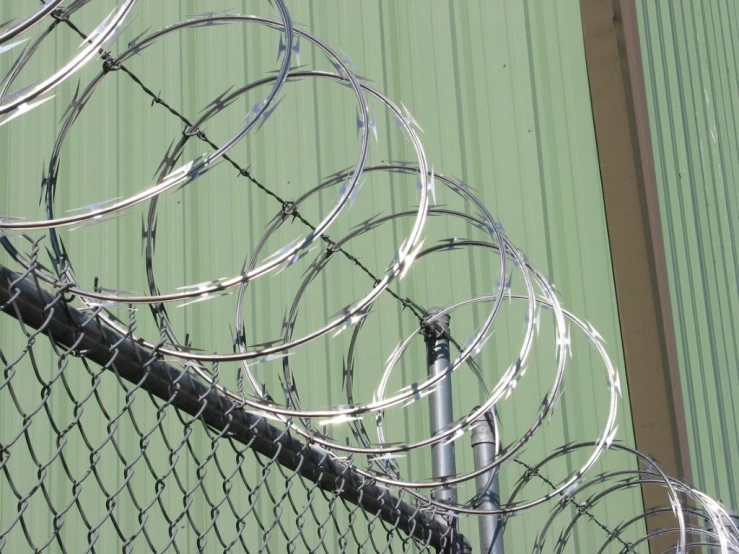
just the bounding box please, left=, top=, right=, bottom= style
left=0, top=253, right=455, bottom=552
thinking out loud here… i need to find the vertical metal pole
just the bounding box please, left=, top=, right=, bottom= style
left=471, top=410, right=505, bottom=554
left=423, top=309, right=470, bottom=554
left=424, top=309, right=457, bottom=506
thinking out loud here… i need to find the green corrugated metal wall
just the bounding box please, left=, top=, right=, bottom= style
left=0, top=1, right=643, bottom=551
left=637, top=0, right=739, bottom=507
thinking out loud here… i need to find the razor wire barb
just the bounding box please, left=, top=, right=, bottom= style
left=0, top=1, right=738, bottom=553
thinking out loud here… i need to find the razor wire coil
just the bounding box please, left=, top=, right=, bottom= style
left=0, top=1, right=737, bottom=553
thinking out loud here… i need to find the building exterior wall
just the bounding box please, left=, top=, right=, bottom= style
left=637, top=0, right=739, bottom=507
left=0, top=1, right=643, bottom=551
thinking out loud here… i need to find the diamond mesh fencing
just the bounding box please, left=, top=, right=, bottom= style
left=0, top=254, right=451, bottom=553
left=1, top=1, right=738, bottom=553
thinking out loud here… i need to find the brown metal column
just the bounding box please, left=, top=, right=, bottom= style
left=577, top=0, right=693, bottom=550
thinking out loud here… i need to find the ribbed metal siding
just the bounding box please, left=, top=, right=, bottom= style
left=637, top=0, right=739, bottom=506
left=0, top=1, right=641, bottom=551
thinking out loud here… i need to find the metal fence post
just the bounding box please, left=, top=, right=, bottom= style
left=471, top=409, right=505, bottom=554
left=423, top=309, right=470, bottom=554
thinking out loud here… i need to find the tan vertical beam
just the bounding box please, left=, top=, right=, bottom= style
left=578, top=0, right=693, bottom=549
